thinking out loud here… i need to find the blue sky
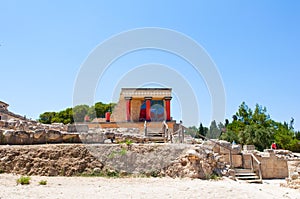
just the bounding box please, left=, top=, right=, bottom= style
left=1, top=1, right=300, bottom=129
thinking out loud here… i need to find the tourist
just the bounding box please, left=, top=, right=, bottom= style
left=271, top=142, right=277, bottom=150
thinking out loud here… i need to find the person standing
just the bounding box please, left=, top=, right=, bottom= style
left=271, top=142, right=277, bottom=150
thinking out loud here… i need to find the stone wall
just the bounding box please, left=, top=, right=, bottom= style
left=0, top=144, right=227, bottom=178
left=110, top=93, right=126, bottom=122
left=131, top=99, right=142, bottom=121
left=210, top=140, right=243, bottom=168
left=0, top=144, right=103, bottom=176
left=283, top=160, right=300, bottom=189
left=243, top=151, right=289, bottom=179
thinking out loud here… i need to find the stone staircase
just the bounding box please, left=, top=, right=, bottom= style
left=146, top=128, right=165, bottom=143
left=234, top=168, right=262, bottom=183
left=146, top=128, right=163, bottom=137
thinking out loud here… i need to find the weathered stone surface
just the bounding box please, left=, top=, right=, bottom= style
left=0, top=120, right=7, bottom=128
left=14, top=131, right=32, bottom=144
left=243, top=151, right=289, bottom=179
left=67, top=124, right=89, bottom=132
left=224, top=154, right=243, bottom=168
left=243, top=145, right=256, bottom=151
left=162, top=145, right=226, bottom=179
left=62, top=132, right=81, bottom=143
left=47, top=129, right=63, bottom=143
left=33, top=129, right=46, bottom=144
left=0, top=144, right=103, bottom=176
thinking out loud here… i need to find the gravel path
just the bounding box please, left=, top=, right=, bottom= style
left=0, top=174, right=299, bottom=199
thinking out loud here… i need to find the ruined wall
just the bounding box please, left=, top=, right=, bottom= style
left=243, top=151, right=288, bottom=179
left=110, top=94, right=126, bottom=122
left=211, top=141, right=243, bottom=168
left=0, top=144, right=227, bottom=179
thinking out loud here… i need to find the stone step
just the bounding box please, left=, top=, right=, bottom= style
left=236, top=176, right=260, bottom=180
left=146, top=128, right=164, bottom=137
left=234, top=168, right=262, bottom=183
left=147, top=133, right=163, bottom=137
left=234, top=169, right=252, bottom=173
left=235, top=173, right=257, bottom=176
left=147, top=137, right=165, bottom=143
left=246, top=179, right=263, bottom=184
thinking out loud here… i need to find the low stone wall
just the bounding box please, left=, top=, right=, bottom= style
left=209, top=140, right=243, bottom=168
left=283, top=160, right=300, bottom=189
left=0, top=144, right=228, bottom=178
left=0, top=129, right=81, bottom=145
left=243, top=150, right=289, bottom=179
left=0, top=127, right=144, bottom=145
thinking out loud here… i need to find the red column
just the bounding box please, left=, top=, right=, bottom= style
left=125, top=97, right=132, bottom=122
left=145, top=97, right=152, bottom=121
left=164, top=97, right=172, bottom=121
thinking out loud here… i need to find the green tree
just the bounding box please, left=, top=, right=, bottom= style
left=236, top=102, right=253, bottom=124
left=220, top=130, right=238, bottom=143
left=273, top=122, right=294, bottom=150
left=198, top=123, right=207, bottom=137
left=94, top=102, right=116, bottom=118
left=221, top=102, right=299, bottom=152
left=73, top=105, right=89, bottom=122
left=87, top=105, right=97, bottom=120
left=207, top=120, right=221, bottom=139
left=186, top=126, right=198, bottom=138
left=38, top=101, right=116, bottom=124
left=39, top=112, right=56, bottom=124
left=295, top=131, right=300, bottom=140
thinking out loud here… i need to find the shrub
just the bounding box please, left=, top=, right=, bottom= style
left=39, top=180, right=47, bottom=185
left=17, top=176, right=31, bottom=185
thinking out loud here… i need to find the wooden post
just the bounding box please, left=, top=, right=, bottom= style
left=144, top=121, right=147, bottom=136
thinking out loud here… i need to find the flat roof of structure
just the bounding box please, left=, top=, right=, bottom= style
left=121, top=88, right=171, bottom=90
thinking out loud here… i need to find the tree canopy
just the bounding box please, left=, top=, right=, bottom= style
left=38, top=102, right=115, bottom=124
left=220, top=102, right=300, bottom=152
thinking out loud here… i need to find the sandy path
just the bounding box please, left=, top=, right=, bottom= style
left=0, top=174, right=299, bottom=199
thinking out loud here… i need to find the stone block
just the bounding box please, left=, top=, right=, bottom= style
left=224, top=154, right=243, bottom=168
left=33, top=129, right=46, bottom=144
left=243, top=145, right=255, bottom=151
left=67, top=124, right=89, bottom=132
left=46, top=129, right=63, bottom=143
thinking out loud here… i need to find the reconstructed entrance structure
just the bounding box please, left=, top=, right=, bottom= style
left=88, top=88, right=179, bottom=134
left=112, top=88, right=172, bottom=122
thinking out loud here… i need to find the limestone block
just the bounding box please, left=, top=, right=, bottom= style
left=67, top=124, right=89, bottom=132
left=224, top=154, right=243, bottom=168
left=219, top=146, right=241, bottom=155
left=62, top=132, right=81, bottom=143
left=14, top=131, right=32, bottom=144
left=33, top=129, right=46, bottom=144
left=46, top=129, right=63, bottom=143
left=243, top=145, right=255, bottom=151
left=2, top=130, right=15, bottom=144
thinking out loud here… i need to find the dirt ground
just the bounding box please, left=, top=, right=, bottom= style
left=0, top=174, right=299, bottom=199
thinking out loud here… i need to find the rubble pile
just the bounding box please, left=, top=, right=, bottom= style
left=281, top=160, right=300, bottom=189
left=162, top=145, right=228, bottom=179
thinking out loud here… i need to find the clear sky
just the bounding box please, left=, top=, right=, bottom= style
left=1, top=1, right=300, bottom=129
